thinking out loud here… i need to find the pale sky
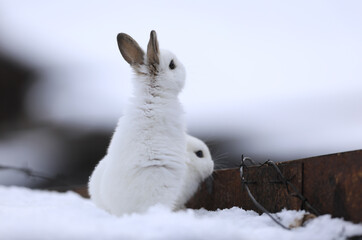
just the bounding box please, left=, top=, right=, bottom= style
left=1, top=0, right=361, bottom=160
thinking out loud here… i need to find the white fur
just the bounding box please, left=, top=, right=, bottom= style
left=89, top=32, right=188, bottom=216
left=175, top=135, right=214, bottom=209
left=89, top=135, right=215, bottom=213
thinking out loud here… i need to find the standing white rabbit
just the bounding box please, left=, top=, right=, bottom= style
left=88, top=31, right=188, bottom=216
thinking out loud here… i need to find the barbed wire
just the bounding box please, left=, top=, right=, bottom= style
left=240, top=155, right=320, bottom=230
left=0, top=164, right=70, bottom=187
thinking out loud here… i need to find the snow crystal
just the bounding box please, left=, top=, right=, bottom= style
left=0, top=186, right=361, bottom=240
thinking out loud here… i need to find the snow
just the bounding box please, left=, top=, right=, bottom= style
left=0, top=186, right=361, bottom=240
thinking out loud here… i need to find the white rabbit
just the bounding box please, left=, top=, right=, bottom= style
left=175, top=135, right=214, bottom=209
left=88, top=31, right=188, bottom=216
left=89, top=134, right=215, bottom=212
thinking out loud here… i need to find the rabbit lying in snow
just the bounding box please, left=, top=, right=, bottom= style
left=88, top=30, right=213, bottom=216
left=89, top=134, right=214, bottom=212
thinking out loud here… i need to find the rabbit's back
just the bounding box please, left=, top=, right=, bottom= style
left=99, top=105, right=187, bottom=215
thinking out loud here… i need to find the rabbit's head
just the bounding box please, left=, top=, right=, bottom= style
left=117, top=30, right=186, bottom=96
left=186, top=135, right=214, bottom=181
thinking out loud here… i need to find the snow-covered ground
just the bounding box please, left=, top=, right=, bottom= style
left=0, top=186, right=361, bottom=240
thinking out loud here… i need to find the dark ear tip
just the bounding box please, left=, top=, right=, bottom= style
left=117, top=33, right=126, bottom=42
left=150, top=30, right=157, bottom=38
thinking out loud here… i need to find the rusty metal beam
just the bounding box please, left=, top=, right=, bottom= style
left=186, top=150, right=362, bottom=223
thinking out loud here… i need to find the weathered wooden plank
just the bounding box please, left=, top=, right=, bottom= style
left=301, top=150, right=362, bottom=223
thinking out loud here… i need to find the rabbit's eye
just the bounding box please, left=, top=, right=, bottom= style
left=169, top=60, right=176, bottom=70
left=195, top=150, right=204, bottom=158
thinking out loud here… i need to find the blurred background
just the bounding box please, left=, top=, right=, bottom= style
left=0, top=0, right=361, bottom=189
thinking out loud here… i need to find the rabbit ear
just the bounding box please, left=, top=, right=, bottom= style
left=147, top=30, right=160, bottom=67
left=117, top=33, right=145, bottom=67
